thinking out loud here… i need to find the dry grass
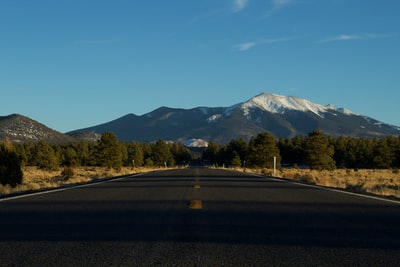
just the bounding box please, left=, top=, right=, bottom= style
left=4, top=166, right=399, bottom=200
left=242, top=168, right=400, bottom=199
left=0, top=166, right=163, bottom=196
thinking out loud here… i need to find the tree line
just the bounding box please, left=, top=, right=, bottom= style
left=1, top=130, right=400, bottom=187
left=9, top=132, right=192, bottom=171
left=203, top=130, right=400, bottom=170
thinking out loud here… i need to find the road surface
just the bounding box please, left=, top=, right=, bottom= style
left=1, top=167, right=400, bottom=266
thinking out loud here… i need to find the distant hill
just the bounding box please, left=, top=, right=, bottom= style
left=68, top=93, right=400, bottom=144
left=0, top=114, right=76, bottom=143
left=2, top=93, right=399, bottom=145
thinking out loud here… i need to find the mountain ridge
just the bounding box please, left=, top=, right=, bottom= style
left=1, top=93, right=399, bottom=144
left=68, top=92, right=400, bottom=144
left=0, top=114, right=76, bottom=143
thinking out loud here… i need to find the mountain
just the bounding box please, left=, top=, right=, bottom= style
left=0, top=114, right=76, bottom=143
left=68, top=93, right=400, bottom=144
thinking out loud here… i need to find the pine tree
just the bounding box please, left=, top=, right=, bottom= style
left=0, top=137, right=23, bottom=187
left=247, top=132, right=281, bottom=168
left=31, top=141, right=59, bottom=170
left=305, top=130, right=336, bottom=170
left=151, top=140, right=175, bottom=167
left=126, top=141, right=144, bottom=167
left=231, top=151, right=242, bottom=167
left=96, top=132, right=123, bottom=170
left=202, top=141, right=220, bottom=165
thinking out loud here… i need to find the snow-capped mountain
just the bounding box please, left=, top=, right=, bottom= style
left=183, top=138, right=209, bottom=148
left=68, top=92, right=400, bottom=144
left=241, top=93, right=357, bottom=117
left=2, top=93, right=399, bottom=145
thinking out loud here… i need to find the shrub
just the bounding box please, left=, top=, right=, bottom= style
left=61, top=166, right=75, bottom=178
left=299, top=174, right=316, bottom=184
left=0, top=147, right=23, bottom=187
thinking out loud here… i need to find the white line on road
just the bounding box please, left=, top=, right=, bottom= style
left=239, top=170, right=400, bottom=205
left=0, top=174, right=141, bottom=203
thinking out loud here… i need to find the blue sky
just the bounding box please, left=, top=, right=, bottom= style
left=1, top=0, right=399, bottom=132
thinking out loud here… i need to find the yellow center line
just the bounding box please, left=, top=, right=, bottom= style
left=189, top=176, right=202, bottom=209
left=189, top=200, right=203, bottom=210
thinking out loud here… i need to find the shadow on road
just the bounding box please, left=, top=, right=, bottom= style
left=1, top=197, right=399, bottom=250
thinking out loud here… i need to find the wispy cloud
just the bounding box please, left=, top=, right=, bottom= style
left=319, top=33, right=392, bottom=43
left=234, top=37, right=293, bottom=51
left=235, top=42, right=257, bottom=51
left=73, top=39, right=121, bottom=45
left=265, top=0, right=293, bottom=18
left=190, top=1, right=248, bottom=24
left=232, top=0, right=250, bottom=13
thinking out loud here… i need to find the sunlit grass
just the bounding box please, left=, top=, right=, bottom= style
left=0, top=166, right=161, bottom=196
left=242, top=167, right=400, bottom=199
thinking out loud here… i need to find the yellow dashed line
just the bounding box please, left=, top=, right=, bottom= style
left=189, top=200, right=203, bottom=210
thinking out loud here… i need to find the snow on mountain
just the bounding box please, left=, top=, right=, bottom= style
left=207, top=114, right=222, bottom=123
left=67, top=92, right=400, bottom=144
left=325, top=104, right=357, bottom=116
left=241, top=93, right=356, bottom=117
left=0, top=114, right=76, bottom=143
left=183, top=138, right=209, bottom=148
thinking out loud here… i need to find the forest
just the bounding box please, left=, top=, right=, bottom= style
left=204, top=130, right=400, bottom=170
left=1, top=130, right=400, bottom=187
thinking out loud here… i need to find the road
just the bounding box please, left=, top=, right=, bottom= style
left=0, top=167, right=400, bottom=266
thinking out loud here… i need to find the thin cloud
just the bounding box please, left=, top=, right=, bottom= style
left=235, top=42, right=257, bottom=51
left=234, top=37, right=293, bottom=51
left=265, top=0, right=293, bottom=18
left=319, top=33, right=391, bottom=43
left=232, top=0, right=250, bottom=13
left=190, top=1, right=248, bottom=24
left=73, top=39, right=121, bottom=45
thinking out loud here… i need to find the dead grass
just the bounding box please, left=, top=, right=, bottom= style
left=241, top=167, right=400, bottom=199
left=0, top=166, right=163, bottom=196
left=4, top=166, right=399, bottom=200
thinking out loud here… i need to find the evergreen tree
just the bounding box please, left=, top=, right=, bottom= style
left=331, top=136, right=349, bottom=168
left=305, top=130, right=335, bottom=170
left=393, top=136, right=400, bottom=168
left=247, top=132, right=281, bottom=168
left=151, top=140, right=175, bottom=167
left=226, top=138, right=248, bottom=165
left=96, top=132, right=123, bottom=170
left=74, top=142, right=90, bottom=166
left=31, top=141, right=59, bottom=170
left=63, top=146, right=79, bottom=167
left=0, top=137, right=23, bottom=187
left=231, top=151, right=242, bottom=167
left=170, top=143, right=191, bottom=165
left=126, top=141, right=144, bottom=167
left=372, top=138, right=394, bottom=169
left=202, top=141, right=220, bottom=165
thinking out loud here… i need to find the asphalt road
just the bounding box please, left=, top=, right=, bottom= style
left=1, top=167, right=400, bottom=266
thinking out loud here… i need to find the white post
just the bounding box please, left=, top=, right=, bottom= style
left=273, top=156, right=276, bottom=177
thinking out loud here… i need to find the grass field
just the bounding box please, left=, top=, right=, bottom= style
left=0, top=166, right=160, bottom=196
left=245, top=168, right=400, bottom=199
left=2, top=166, right=399, bottom=200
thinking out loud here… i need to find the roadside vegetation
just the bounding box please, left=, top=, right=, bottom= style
left=0, top=166, right=160, bottom=196
left=203, top=130, right=400, bottom=199
left=1, top=130, right=400, bottom=199
left=243, top=168, right=400, bottom=199
left=0, top=133, right=190, bottom=196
